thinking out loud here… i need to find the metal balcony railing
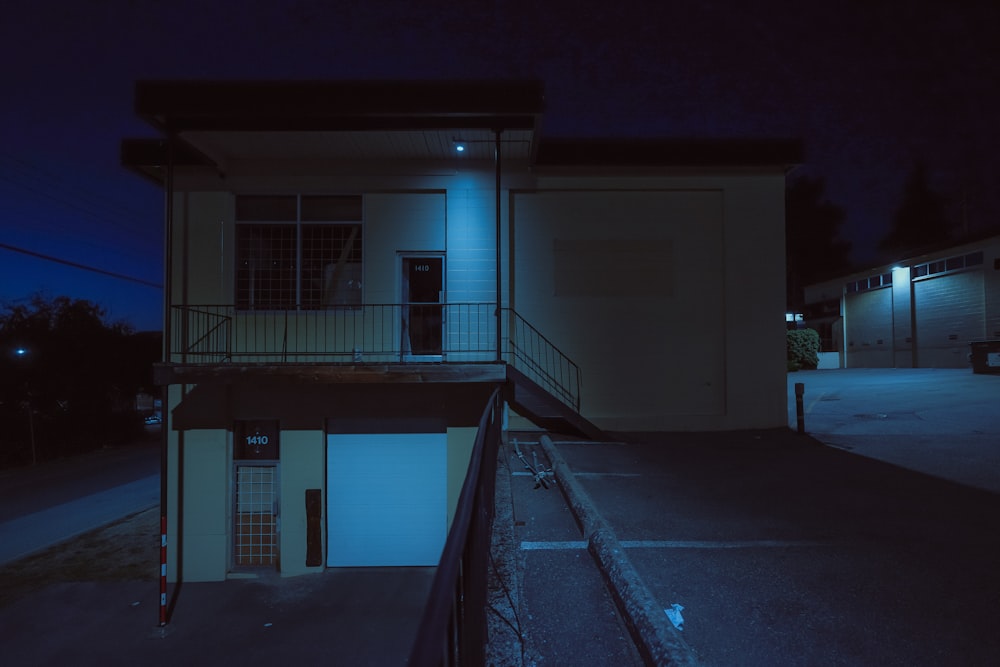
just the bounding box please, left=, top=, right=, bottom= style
left=167, top=304, right=581, bottom=411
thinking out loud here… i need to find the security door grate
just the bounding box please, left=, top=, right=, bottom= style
left=234, top=465, right=278, bottom=567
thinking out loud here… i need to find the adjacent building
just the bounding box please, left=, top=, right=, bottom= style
left=122, top=80, right=800, bottom=580
left=803, top=234, right=1000, bottom=369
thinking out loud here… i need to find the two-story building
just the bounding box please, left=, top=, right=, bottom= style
left=122, top=80, right=800, bottom=581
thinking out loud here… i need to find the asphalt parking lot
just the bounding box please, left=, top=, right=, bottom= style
left=504, top=368, right=1000, bottom=666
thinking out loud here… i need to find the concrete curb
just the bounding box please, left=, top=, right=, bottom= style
left=540, top=435, right=702, bottom=667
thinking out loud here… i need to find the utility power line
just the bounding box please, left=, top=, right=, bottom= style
left=0, top=154, right=161, bottom=253
left=0, top=242, right=162, bottom=289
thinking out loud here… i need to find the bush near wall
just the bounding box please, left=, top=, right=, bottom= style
left=787, top=328, right=820, bottom=371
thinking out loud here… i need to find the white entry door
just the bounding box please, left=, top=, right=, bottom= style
left=326, top=432, right=447, bottom=567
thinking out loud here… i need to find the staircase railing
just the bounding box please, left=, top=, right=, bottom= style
left=501, top=309, right=581, bottom=412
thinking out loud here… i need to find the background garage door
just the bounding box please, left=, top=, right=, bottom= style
left=845, top=288, right=894, bottom=367
left=326, top=432, right=447, bottom=567
left=915, top=271, right=985, bottom=367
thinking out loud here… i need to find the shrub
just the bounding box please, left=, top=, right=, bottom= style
left=787, top=328, right=820, bottom=370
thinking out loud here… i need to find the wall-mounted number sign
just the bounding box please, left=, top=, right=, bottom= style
left=414, top=264, right=430, bottom=272
left=235, top=420, right=279, bottom=460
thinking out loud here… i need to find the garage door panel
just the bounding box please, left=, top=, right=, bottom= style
left=846, top=289, right=893, bottom=367
left=916, top=271, right=985, bottom=368
left=327, top=433, right=446, bottom=567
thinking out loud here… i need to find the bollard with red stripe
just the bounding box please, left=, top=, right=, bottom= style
left=159, top=516, right=167, bottom=626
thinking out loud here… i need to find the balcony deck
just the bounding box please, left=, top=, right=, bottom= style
left=153, top=361, right=507, bottom=386
left=160, top=304, right=603, bottom=439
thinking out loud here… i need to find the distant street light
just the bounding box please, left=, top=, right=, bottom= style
left=12, top=346, right=36, bottom=465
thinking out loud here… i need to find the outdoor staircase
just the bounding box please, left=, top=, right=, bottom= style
left=504, top=365, right=605, bottom=441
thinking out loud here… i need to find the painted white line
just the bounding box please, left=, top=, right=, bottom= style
left=520, top=540, right=588, bottom=550
left=805, top=391, right=827, bottom=414
left=514, top=471, right=640, bottom=478
left=520, top=539, right=827, bottom=551
left=574, top=472, right=642, bottom=478
left=556, top=441, right=628, bottom=446
left=620, top=539, right=828, bottom=549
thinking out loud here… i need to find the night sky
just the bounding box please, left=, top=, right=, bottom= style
left=2, top=0, right=998, bottom=332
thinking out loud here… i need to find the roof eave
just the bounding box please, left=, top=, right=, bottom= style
left=533, top=137, right=804, bottom=169
left=134, top=79, right=546, bottom=133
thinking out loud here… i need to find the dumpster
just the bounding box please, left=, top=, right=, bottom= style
left=969, top=340, right=1000, bottom=374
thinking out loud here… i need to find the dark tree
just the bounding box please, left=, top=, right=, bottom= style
left=786, top=175, right=852, bottom=309
left=878, top=161, right=952, bottom=258
left=0, top=294, right=157, bottom=467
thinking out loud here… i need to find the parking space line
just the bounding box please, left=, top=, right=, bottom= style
left=574, top=472, right=642, bottom=478
left=520, top=539, right=827, bottom=551
left=520, top=540, right=589, bottom=550
left=620, top=539, right=829, bottom=548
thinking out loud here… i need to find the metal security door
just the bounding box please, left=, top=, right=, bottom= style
left=401, top=255, right=444, bottom=360
left=234, top=464, right=278, bottom=567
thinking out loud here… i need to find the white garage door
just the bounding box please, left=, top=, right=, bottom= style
left=845, top=288, right=894, bottom=367
left=326, top=432, right=447, bottom=567
left=915, top=271, right=985, bottom=367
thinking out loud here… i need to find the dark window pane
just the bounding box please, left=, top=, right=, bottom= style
left=301, top=224, right=363, bottom=307
left=966, top=251, right=984, bottom=266
left=235, top=224, right=297, bottom=308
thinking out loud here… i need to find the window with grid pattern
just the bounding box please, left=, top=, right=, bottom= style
left=235, top=195, right=363, bottom=309
left=234, top=465, right=277, bottom=567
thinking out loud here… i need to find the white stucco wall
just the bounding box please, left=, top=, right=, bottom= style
left=279, top=429, right=325, bottom=577
left=165, top=418, right=229, bottom=582
left=512, top=172, right=788, bottom=431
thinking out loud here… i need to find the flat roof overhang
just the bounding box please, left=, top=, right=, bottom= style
left=533, top=137, right=804, bottom=171
left=121, top=79, right=546, bottom=180
left=133, top=79, right=546, bottom=132
left=121, top=79, right=804, bottom=179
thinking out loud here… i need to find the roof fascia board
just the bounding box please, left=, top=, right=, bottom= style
left=160, top=114, right=540, bottom=133
left=533, top=138, right=804, bottom=169
left=135, top=80, right=545, bottom=133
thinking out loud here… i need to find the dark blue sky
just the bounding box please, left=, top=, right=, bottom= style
left=2, top=0, right=998, bottom=331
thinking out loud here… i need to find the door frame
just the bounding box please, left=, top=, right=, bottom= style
left=399, top=252, right=445, bottom=361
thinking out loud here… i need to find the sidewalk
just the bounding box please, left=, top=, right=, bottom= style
left=0, top=475, right=158, bottom=566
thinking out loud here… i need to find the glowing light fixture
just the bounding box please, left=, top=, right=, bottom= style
left=453, top=138, right=466, bottom=153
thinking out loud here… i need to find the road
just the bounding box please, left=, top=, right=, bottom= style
left=0, top=434, right=160, bottom=565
